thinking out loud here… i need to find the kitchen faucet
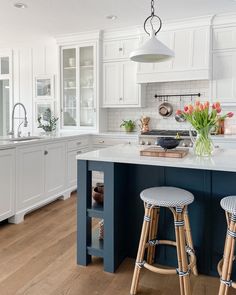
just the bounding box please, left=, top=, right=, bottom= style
left=8, top=102, right=28, bottom=137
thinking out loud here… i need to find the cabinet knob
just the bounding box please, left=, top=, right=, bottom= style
left=44, top=150, right=48, bottom=155
left=99, top=140, right=105, bottom=144
left=119, top=47, right=123, bottom=52
left=119, top=97, right=123, bottom=101
left=76, top=142, right=82, bottom=145
left=77, top=151, right=82, bottom=155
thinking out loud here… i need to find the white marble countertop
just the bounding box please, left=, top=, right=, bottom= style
left=77, top=143, right=236, bottom=172
left=0, top=131, right=139, bottom=150
left=0, top=129, right=236, bottom=151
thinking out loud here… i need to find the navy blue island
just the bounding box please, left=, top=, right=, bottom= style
left=77, top=143, right=236, bottom=276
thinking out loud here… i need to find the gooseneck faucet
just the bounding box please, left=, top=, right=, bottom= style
left=8, top=102, right=28, bottom=137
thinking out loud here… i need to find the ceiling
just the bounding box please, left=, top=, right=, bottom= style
left=0, top=0, right=236, bottom=42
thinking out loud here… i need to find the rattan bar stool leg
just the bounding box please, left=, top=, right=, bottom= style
left=147, top=207, right=160, bottom=265
left=183, top=207, right=198, bottom=276
left=130, top=204, right=152, bottom=295
left=172, top=206, right=191, bottom=295
left=219, top=215, right=236, bottom=295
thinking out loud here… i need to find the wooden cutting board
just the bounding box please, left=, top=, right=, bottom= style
left=140, top=147, right=189, bottom=158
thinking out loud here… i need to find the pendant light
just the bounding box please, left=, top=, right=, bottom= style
left=130, top=0, right=174, bottom=63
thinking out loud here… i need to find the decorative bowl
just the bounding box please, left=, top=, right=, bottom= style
left=158, top=137, right=180, bottom=150
left=92, top=183, right=104, bottom=204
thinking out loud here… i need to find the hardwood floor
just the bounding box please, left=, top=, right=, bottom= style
left=0, top=192, right=234, bottom=295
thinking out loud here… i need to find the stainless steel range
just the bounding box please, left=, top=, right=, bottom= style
left=139, top=129, right=195, bottom=147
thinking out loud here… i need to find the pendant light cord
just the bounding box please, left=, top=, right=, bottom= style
left=144, top=0, right=162, bottom=36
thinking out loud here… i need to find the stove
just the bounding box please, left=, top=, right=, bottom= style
left=139, top=129, right=194, bottom=147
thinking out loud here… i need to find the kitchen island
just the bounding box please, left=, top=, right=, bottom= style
left=77, top=144, right=236, bottom=276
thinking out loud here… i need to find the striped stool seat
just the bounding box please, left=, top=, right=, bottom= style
left=140, top=186, right=194, bottom=208
left=220, top=196, right=236, bottom=214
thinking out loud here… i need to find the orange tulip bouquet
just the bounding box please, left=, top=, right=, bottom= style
left=176, top=101, right=233, bottom=156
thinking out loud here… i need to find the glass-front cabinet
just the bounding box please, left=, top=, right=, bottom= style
left=61, top=44, right=97, bottom=129
left=0, top=51, right=12, bottom=136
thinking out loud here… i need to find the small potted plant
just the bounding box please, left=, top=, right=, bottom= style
left=38, top=108, right=59, bottom=134
left=120, top=119, right=136, bottom=132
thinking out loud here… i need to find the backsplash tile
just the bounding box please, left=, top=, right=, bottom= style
left=107, top=80, right=210, bottom=132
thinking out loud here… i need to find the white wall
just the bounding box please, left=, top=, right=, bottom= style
left=0, top=38, right=58, bottom=135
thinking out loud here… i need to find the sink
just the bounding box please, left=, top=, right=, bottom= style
left=0, top=136, right=43, bottom=142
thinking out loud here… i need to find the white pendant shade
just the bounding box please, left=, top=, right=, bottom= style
left=130, top=31, right=174, bottom=63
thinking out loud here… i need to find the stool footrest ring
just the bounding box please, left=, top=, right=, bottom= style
left=144, top=262, right=177, bottom=275
left=144, top=239, right=197, bottom=273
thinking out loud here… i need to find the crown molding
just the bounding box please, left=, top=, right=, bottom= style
left=55, top=30, right=102, bottom=45
left=213, top=13, right=236, bottom=27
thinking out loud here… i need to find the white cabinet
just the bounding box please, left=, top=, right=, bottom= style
left=212, top=51, right=236, bottom=103
left=103, top=62, right=120, bottom=106
left=103, top=61, right=144, bottom=107
left=60, top=44, right=98, bottom=130
left=103, top=38, right=139, bottom=61
left=137, top=27, right=211, bottom=83
left=0, top=148, right=15, bottom=221
left=15, top=141, right=67, bottom=222
left=213, top=27, right=236, bottom=50
left=44, top=142, right=66, bottom=197
left=17, top=145, right=44, bottom=211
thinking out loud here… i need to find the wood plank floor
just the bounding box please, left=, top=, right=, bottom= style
left=0, top=192, right=235, bottom=295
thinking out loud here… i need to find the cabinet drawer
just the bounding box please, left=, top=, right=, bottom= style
left=67, top=137, right=89, bottom=151
left=92, top=137, right=136, bottom=150
left=92, top=137, right=121, bottom=147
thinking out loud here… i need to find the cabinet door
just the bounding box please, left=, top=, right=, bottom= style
left=61, top=47, right=77, bottom=128
left=103, top=62, right=120, bottom=106
left=212, top=51, right=236, bottom=103
left=121, top=38, right=139, bottom=59
left=213, top=27, right=236, bottom=50
left=17, top=145, right=44, bottom=210
left=103, top=40, right=122, bottom=60
left=0, top=149, right=15, bottom=221
left=121, top=61, right=139, bottom=105
left=44, top=142, right=66, bottom=196
left=172, top=30, right=192, bottom=70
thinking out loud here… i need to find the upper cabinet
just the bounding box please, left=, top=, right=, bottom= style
left=137, top=26, right=211, bottom=83
left=212, top=51, right=236, bottom=104
left=212, top=24, right=236, bottom=104
left=60, top=43, right=98, bottom=129
left=103, top=61, right=144, bottom=107
left=102, top=36, right=145, bottom=108
left=213, top=27, right=236, bottom=50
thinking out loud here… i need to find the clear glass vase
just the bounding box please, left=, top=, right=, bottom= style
left=190, top=127, right=214, bottom=157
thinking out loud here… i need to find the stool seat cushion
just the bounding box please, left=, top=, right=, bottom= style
left=140, top=186, right=194, bottom=208
left=220, top=196, right=236, bottom=214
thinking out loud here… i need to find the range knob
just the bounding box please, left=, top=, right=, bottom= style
left=189, top=142, right=193, bottom=147
left=146, top=141, right=151, bottom=145
left=139, top=140, right=145, bottom=145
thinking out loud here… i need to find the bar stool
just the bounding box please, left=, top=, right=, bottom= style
left=130, top=186, right=198, bottom=295
left=218, top=196, right=236, bottom=295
